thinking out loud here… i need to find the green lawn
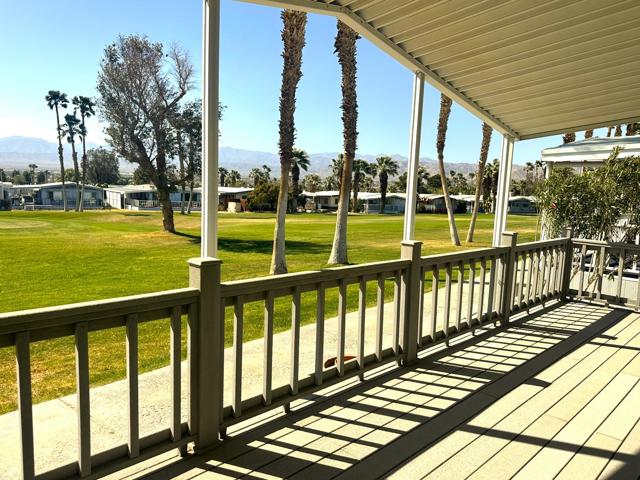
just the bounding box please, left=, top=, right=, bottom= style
left=0, top=210, right=537, bottom=413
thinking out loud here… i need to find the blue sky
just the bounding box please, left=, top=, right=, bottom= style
left=0, top=0, right=605, bottom=165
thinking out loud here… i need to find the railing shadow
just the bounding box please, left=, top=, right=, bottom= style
left=139, top=302, right=633, bottom=480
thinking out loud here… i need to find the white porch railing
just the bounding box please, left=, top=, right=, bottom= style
left=4, top=233, right=639, bottom=479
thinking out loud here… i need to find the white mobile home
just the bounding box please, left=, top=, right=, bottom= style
left=104, top=184, right=252, bottom=212
left=9, top=182, right=103, bottom=209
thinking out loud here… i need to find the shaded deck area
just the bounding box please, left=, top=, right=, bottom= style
left=126, top=301, right=640, bottom=480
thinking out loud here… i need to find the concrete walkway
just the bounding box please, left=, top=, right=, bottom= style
left=0, top=277, right=491, bottom=478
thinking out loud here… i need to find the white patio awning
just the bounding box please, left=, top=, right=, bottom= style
left=246, top=0, right=640, bottom=140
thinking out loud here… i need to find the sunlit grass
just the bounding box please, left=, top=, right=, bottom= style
left=0, top=210, right=538, bottom=412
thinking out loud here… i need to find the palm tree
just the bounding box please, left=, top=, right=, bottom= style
left=330, top=155, right=344, bottom=191
left=372, top=156, right=399, bottom=214
left=351, top=159, right=372, bottom=212
left=562, top=132, right=575, bottom=144
left=45, top=90, right=69, bottom=211
left=219, top=167, right=228, bottom=187
left=73, top=96, right=96, bottom=212
left=271, top=10, right=307, bottom=275
left=62, top=112, right=81, bottom=211
left=249, top=168, right=263, bottom=187
left=436, top=94, right=460, bottom=246
left=28, top=164, right=38, bottom=184
left=328, top=20, right=359, bottom=265
left=228, top=169, right=241, bottom=187
left=417, top=165, right=430, bottom=193
left=467, top=122, right=492, bottom=242
left=290, top=148, right=310, bottom=212
left=584, top=129, right=594, bottom=139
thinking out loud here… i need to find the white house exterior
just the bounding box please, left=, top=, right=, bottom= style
left=361, top=192, right=407, bottom=214
left=9, top=182, right=103, bottom=209
left=104, top=184, right=252, bottom=212
left=541, top=136, right=640, bottom=174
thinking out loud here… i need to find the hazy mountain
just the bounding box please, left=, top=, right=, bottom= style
left=0, top=136, right=102, bottom=171
left=0, top=136, right=525, bottom=179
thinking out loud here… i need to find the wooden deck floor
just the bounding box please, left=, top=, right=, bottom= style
left=128, top=301, right=640, bottom=480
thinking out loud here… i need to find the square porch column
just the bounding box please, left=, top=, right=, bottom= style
left=492, top=135, right=515, bottom=246
left=403, top=71, right=425, bottom=241
left=202, top=0, right=220, bottom=257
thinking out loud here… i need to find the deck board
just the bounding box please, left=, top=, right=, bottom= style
left=127, top=302, right=640, bottom=480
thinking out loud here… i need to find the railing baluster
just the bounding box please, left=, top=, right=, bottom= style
left=510, top=253, right=520, bottom=310
left=476, top=258, right=486, bottom=323
left=337, top=279, right=347, bottom=377
left=538, top=249, right=547, bottom=301
left=417, top=269, right=424, bottom=345
left=487, top=256, right=497, bottom=321
left=170, top=306, right=184, bottom=454
left=75, top=322, right=91, bottom=476
left=393, top=270, right=401, bottom=356
left=635, top=255, right=640, bottom=312
left=616, top=247, right=625, bottom=302
left=430, top=266, right=439, bottom=340
left=455, top=261, right=464, bottom=332
left=518, top=253, right=526, bottom=308
left=187, top=303, right=197, bottom=436
left=525, top=251, right=534, bottom=305
left=315, top=284, right=325, bottom=386
left=16, top=332, right=34, bottom=480
left=263, top=291, right=274, bottom=404
left=290, top=287, right=301, bottom=395
left=467, top=260, right=476, bottom=327
left=544, top=248, right=553, bottom=298
left=578, top=244, right=587, bottom=298
left=549, top=247, right=558, bottom=295
left=357, top=278, right=366, bottom=373
left=596, top=245, right=606, bottom=301
left=126, top=314, right=139, bottom=458
left=375, top=274, right=384, bottom=362
left=532, top=250, right=541, bottom=303
left=443, top=263, right=452, bottom=337
left=232, top=297, right=243, bottom=417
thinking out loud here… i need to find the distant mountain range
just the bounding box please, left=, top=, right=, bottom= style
left=0, top=136, right=525, bottom=179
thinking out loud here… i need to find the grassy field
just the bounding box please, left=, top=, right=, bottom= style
left=0, top=210, right=538, bottom=413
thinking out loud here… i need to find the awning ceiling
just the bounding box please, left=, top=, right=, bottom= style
left=244, top=0, right=640, bottom=141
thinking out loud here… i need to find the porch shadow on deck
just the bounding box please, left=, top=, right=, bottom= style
left=125, top=301, right=640, bottom=480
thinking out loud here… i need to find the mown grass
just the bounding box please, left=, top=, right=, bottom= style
left=0, top=210, right=537, bottom=412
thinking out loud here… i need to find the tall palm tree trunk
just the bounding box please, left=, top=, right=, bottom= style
left=79, top=137, right=87, bottom=212
left=351, top=171, right=360, bottom=212
left=55, top=107, right=67, bottom=212
left=329, top=21, right=359, bottom=265
left=379, top=173, right=387, bottom=214
left=436, top=94, right=460, bottom=246
left=270, top=10, right=307, bottom=275
left=467, top=122, right=492, bottom=242
left=71, top=142, right=80, bottom=211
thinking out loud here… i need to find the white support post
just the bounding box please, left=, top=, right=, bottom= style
left=403, top=71, right=425, bottom=241
left=202, top=0, right=220, bottom=257
left=492, top=135, right=515, bottom=246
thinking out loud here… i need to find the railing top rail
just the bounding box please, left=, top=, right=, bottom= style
left=419, top=246, right=509, bottom=267
left=0, top=287, right=199, bottom=336
left=570, top=238, right=640, bottom=252
left=221, top=258, right=410, bottom=299
left=513, top=238, right=568, bottom=252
